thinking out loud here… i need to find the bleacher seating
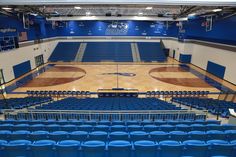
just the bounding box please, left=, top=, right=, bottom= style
left=0, top=97, right=52, bottom=110
left=172, top=97, right=236, bottom=118
left=137, top=42, right=167, bottom=62
left=0, top=119, right=235, bottom=156
left=146, top=90, right=210, bottom=98
left=35, top=97, right=180, bottom=110
left=82, top=42, right=133, bottom=62
left=49, top=42, right=81, bottom=62
left=27, top=90, right=91, bottom=97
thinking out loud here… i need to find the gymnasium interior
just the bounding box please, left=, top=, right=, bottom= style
left=0, top=0, right=236, bottom=157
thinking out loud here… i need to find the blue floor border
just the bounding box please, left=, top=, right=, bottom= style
left=179, top=64, right=234, bottom=93
left=4, top=64, right=55, bottom=94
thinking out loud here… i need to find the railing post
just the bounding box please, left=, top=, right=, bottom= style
left=30, top=110, right=33, bottom=120
left=59, top=111, right=62, bottom=120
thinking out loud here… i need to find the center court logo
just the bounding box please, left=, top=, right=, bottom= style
left=101, top=73, right=136, bottom=77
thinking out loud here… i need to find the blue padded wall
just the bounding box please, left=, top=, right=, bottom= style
left=137, top=42, right=167, bottom=62
left=179, top=54, right=192, bottom=63
left=207, top=61, right=225, bottom=79
left=49, top=42, right=81, bottom=62
left=13, top=60, right=31, bottom=79
left=82, top=42, right=133, bottom=62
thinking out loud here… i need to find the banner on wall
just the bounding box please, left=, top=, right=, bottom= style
left=0, top=28, right=17, bottom=34
left=105, top=21, right=129, bottom=35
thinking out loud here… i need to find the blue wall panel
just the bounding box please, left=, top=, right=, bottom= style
left=206, top=61, right=225, bottom=79
left=13, top=60, right=31, bottom=79
left=179, top=54, right=192, bottom=63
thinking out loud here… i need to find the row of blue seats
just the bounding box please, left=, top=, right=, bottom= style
left=0, top=124, right=234, bottom=132
left=35, top=97, right=181, bottom=110
left=1, top=130, right=236, bottom=142
left=27, top=90, right=90, bottom=97
left=1, top=139, right=236, bottom=157
left=172, top=97, right=236, bottom=118
left=0, top=97, right=52, bottom=110
left=0, top=119, right=221, bottom=125
left=146, top=91, right=210, bottom=97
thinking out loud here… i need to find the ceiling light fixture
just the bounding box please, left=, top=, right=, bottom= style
left=212, top=8, right=222, bottom=12
left=188, top=13, right=196, bottom=16
left=2, top=7, right=12, bottom=10
left=146, top=7, right=153, bottom=10
left=86, top=12, right=91, bottom=16
left=74, top=6, right=81, bottom=9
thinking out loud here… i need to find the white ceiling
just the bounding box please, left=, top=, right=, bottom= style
left=1, top=0, right=236, bottom=6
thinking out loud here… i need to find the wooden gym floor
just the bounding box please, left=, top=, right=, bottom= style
left=10, top=57, right=236, bottom=97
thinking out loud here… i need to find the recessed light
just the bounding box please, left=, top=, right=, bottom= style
left=74, top=6, right=81, bottom=9
left=2, top=7, right=12, bottom=10
left=188, top=13, right=196, bottom=16
left=146, top=7, right=153, bottom=10
left=212, top=8, right=222, bottom=12
left=86, top=12, right=91, bottom=16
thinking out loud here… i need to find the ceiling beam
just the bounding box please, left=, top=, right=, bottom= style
left=1, top=0, right=236, bottom=6
left=47, top=15, right=188, bottom=21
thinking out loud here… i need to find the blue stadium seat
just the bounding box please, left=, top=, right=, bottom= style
left=159, top=125, right=175, bottom=132
left=111, top=125, right=126, bottom=132
left=89, top=131, right=108, bottom=141
left=176, top=124, right=191, bottom=132
left=49, top=131, right=68, bottom=141
left=108, top=140, right=132, bottom=157
left=84, top=120, right=97, bottom=126
left=0, top=130, right=11, bottom=140
left=154, top=120, right=166, bottom=126
left=0, top=140, right=8, bottom=157
left=30, top=131, right=49, bottom=141
left=130, top=131, right=149, bottom=141
left=159, top=140, right=183, bottom=157
left=31, top=140, right=56, bottom=157
left=206, top=124, right=222, bottom=131
left=81, top=140, right=106, bottom=157
left=56, top=140, right=80, bottom=157
left=109, top=131, right=129, bottom=141
left=61, top=124, right=77, bottom=132
left=150, top=131, right=169, bottom=142
left=143, top=125, right=158, bottom=132
left=141, top=120, right=153, bottom=125
left=13, top=124, right=30, bottom=131
left=69, top=131, right=88, bottom=141
left=222, top=124, right=236, bottom=131
left=127, top=125, right=143, bottom=132
left=10, top=130, right=30, bottom=140
left=190, top=124, right=206, bottom=131
left=78, top=125, right=93, bottom=132
left=0, top=124, right=13, bottom=131
left=4, top=140, right=32, bottom=157
left=188, top=131, right=206, bottom=141
left=94, top=125, right=110, bottom=132
left=207, top=140, right=234, bottom=157
left=182, top=140, right=208, bottom=157
left=29, top=124, right=45, bottom=131
left=46, top=124, right=61, bottom=132
left=98, top=120, right=111, bottom=125
left=225, top=130, right=236, bottom=141
left=134, top=140, right=157, bottom=157
left=207, top=130, right=226, bottom=140
left=169, top=131, right=188, bottom=141
left=126, top=120, right=139, bottom=125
